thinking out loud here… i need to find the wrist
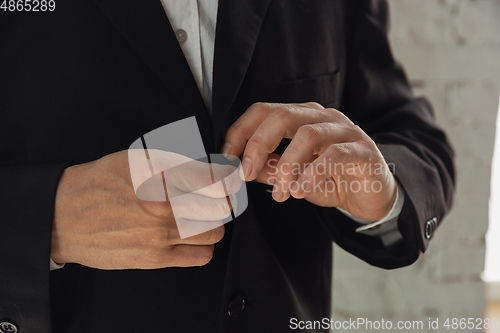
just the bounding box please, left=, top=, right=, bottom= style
left=51, top=165, right=78, bottom=266
left=380, top=177, right=398, bottom=219
left=341, top=175, right=398, bottom=221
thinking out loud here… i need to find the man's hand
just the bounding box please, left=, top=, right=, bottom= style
left=222, top=102, right=397, bottom=221
left=51, top=150, right=241, bottom=270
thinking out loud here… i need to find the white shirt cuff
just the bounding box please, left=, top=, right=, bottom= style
left=336, top=183, right=405, bottom=247
left=50, top=258, right=65, bottom=271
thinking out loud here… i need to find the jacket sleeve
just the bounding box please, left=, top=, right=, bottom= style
left=0, top=164, right=67, bottom=333
left=316, top=0, right=455, bottom=269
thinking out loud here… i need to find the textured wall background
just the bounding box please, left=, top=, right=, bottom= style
left=331, top=0, right=500, bottom=332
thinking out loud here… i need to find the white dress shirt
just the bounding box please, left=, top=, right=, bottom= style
left=160, top=0, right=218, bottom=114
left=50, top=0, right=404, bottom=271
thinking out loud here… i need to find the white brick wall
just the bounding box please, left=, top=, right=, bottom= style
left=331, top=1, right=500, bottom=332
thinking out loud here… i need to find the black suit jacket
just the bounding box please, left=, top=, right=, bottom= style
left=0, top=0, right=455, bottom=332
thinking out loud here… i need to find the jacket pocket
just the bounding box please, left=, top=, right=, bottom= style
left=277, top=71, right=341, bottom=108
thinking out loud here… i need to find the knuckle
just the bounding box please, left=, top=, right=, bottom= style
left=314, top=160, right=326, bottom=175
left=304, top=101, right=323, bottom=109
left=331, top=108, right=344, bottom=119
left=158, top=201, right=173, bottom=216
left=333, top=109, right=354, bottom=125
left=269, top=107, right=294, bottom=130
left=246, top=136, right=266, bottom=152
left=216, top=199, right=232, bottom=219
left=298, top=124, right=321, bottom=142
left=253, top=101, right=268, bottom=108
left=333, top=143, right=351, bottom=157
left=210, top=226, right=225, bottom=244
left=248, top=102, right=271, bottom=115
left=347, top=123, right=362, bottom=133
left=277, top=155, right=297, bottom=176
left=283, top=145, right=301, bottom=159
left=142, top=200, right=172, bottom=218
left=227, top=122, right=246, bottom=140
left=360, top=137, right=377, bottom=150
left=206, top=198, right=231, bottom=219
left=344, top=124, right=364, bottom=140
left=147, top=227, right=170, bottom=249
left=271, top=106, right=292, bottom=119
left=195, top=246, right=215, bottom=266
left=328, top=107, right=343, bottom=117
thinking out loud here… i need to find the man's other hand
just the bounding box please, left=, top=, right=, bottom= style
left=51, top=151, right=241, bottom=270
left=222, top=102, right=397, bottom=221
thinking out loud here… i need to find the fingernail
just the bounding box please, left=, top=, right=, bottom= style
left=240, top=156, right=253, bottom=180
left=273, top=179, right=283, bottom=201
left=221, top=142, right=232, bottom=158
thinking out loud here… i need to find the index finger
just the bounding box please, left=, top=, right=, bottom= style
left=222, top=102, right=276, bottom=159
left=222, top=102, right=328, bottom=160
left=224, top=103, right=338, bottom=181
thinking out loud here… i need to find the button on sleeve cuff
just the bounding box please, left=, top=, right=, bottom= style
left=50, top=258, right=65, bottom=271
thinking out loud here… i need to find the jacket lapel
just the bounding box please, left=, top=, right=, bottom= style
left=92, top=0, right=215, bottom=152
left=212, top=0, right=273, bottom=150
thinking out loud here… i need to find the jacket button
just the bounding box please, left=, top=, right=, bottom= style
left=425, top=217, right=437, bottom=239
left=0, top=322, right=18, bottom=333
left=228, top=295, right=246, bottom=317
